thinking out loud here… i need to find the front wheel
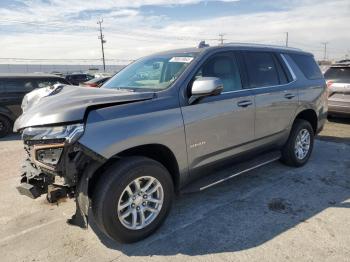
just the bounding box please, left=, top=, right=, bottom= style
left=281, top=119, right=314, bottom=167
left=92, top=157, right=174, bottom=243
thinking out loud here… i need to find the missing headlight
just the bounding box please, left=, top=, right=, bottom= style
left=36, top=147, right=63, bottom=166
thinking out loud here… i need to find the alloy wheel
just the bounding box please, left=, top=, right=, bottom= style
left=117, top=176, right=164, bottom=230
left=294, top=128, right=311, bottom=160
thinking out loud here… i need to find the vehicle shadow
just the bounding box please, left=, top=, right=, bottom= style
left=317, top=135, right=350, bottom=145
left=89, top=140, right=350, bottom=256
left=317, top=116, right=350, bottom=145
left=0, top=133, right=21, bottom=142
left=327, top=115, right=350, bottom=124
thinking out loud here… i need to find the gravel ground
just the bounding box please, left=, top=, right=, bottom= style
left=0, top=119, right=349, bottom=262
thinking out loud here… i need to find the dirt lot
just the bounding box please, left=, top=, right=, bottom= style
left=0, top=118, right=349, bottom=262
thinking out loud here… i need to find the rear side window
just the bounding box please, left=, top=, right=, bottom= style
left=289, top=54, right=323, bottom=80
left=3, top=79, right=36, bottom=92
left=244, top=52, right=280, bottom=88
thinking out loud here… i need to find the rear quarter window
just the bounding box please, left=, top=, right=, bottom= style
left=289, top=54, right=323, bottom=80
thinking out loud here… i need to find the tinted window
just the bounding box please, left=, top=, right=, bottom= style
left=0, top=80, right=5, bottom=92
left=324, top=67, right=350, bottom=83
left=194, top=53, right=242, bottom=92
left=3, top=79, right=36, bottom=92
left=290, top=54, right=323, bottom=80
left=275, top=56, right=289, bottom=84
left=244, top=52, right=280, bottom=88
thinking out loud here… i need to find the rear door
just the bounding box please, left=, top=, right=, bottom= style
left=181, top=51, right=255, bottom=170
left=244, top=51, right=298, bottom=140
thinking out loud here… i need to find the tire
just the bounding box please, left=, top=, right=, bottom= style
left=0, top=115, right=11, bottom=138
left=92, top=156, right=174, bottom=243
left=281, top=119, right=314, bottom=167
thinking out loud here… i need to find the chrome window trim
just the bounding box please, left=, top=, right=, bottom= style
left=281, top=53, right=297, bottom=81
left=220, top=54, right=297, bottom=95
left=221, top=81, right=297, bottom=95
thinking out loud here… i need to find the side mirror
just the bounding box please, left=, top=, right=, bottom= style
left=189, top=77, right=223, bottom=104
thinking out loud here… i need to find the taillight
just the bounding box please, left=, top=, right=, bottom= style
left=86, top=83, right=98, bottom=88
left=326, top=80, right=333, bottom=88
left=326, top=80, right=333, bottom=97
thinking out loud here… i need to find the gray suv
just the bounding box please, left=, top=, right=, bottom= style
left=14, top=44, right=327, bottom=243
left=324, top=61, right=350, bottom=115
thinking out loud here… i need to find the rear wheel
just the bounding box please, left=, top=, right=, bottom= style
left=281, top=119, right=314, bottom=167
left=92, top=157, right=174, bottom=243
left=0, top=115, right=11, bottom=138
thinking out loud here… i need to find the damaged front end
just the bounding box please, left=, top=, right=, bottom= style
left=17, top=123, right=106, bottom=228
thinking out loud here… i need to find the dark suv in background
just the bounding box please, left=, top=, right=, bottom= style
left=0, top=74, right=70, bottom=137
left=15, top=44, right=327, bottom=243
left=324, top=61, right=350, bottom=116
left=65, top=73, right=94, bottom=85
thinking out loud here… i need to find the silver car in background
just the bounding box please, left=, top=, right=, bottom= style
left=324, top=61, right=350, bottom=116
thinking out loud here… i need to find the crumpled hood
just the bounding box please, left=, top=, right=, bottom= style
left=14, top=85, right=155, bottom=131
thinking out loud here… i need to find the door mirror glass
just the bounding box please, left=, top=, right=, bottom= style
left=189, top=77, right=223, bottom=104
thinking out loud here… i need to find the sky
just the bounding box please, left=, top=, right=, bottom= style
left=0, top=0, right=349, bottom=64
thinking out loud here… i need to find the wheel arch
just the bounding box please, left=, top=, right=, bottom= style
left=293, top=109, right=318, bottom=133
left=87, top=143, right=181, bottom=198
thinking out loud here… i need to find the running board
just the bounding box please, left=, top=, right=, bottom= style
left=181, top=151, right=281, bottom=194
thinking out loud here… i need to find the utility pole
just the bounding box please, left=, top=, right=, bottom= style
left=321, top=42, right=328, bottom=61
left=97, top=19, right=106, bottom=72
left=218, top=33, right=226, bottom=45
left=285, top=32, right=289, bottom=47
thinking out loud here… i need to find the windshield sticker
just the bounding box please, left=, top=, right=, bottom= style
left=169, top=57, right=194, bottom=63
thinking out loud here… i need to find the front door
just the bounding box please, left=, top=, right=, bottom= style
left=181, top=51, right=255, bottom=171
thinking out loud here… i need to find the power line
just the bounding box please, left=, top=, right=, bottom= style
left=97, top=19, right=106, bottom=72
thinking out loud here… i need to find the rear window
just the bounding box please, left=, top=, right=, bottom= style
left=289, top=54, right=323, bottom=80
left=324, top=67, right=350, bottom=83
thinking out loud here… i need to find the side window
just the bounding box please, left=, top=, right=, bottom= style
left=244, top=52, right=280, bottom=88
left=194, top=53, right=242, bottom=93
left=274, top=55, right=289, bottom=84
left=0, top=80, right=5, bottom=92
left=4, top=79, right=35, bottom=92
left=289, top=54, right=323, bottom=80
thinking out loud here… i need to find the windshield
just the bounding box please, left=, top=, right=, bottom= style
left=103, top=52, right=198, bottom=91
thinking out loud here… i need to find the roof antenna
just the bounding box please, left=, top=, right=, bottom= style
left=198, top=40, right=209, bottom=48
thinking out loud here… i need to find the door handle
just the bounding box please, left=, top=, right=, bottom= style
left=284, top=93, right=295, bottom=99
left=237, top=100, right=253, bottom=107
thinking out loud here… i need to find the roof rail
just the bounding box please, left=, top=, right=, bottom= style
left=224, top=42, right=303, bottom=51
